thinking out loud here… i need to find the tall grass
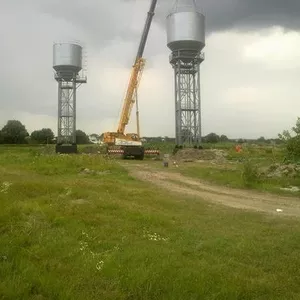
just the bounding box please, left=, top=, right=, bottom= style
left=241, top=160, right=261, bottom=187
left=1, top=147, right=300, bottom=299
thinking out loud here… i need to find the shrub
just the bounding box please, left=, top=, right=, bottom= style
left=241, top=160, right=261, bottom=187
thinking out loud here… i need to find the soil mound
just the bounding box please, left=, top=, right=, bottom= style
left=260, top=163, right=300, bottom=178
left=173, top=148, right=227, bottom=163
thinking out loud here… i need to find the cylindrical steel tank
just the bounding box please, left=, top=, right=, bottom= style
left=166, top=0, right=205, bottom=52
left=53, top=43, right=82, bottom=80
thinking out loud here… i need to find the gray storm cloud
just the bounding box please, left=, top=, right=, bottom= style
left=1, top=0, right=300, bottom=138
left=201, top=0, right=300, bottom=32
left=24, top=0, right=300, bottom=38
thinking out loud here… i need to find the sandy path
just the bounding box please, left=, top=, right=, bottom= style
left=125, top=163, right=300, bottom=217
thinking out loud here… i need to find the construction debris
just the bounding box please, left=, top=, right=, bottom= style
left=280, top=186, right=300, bottom=193
left=260, top=163, right=300, bottom=178
left=172, top=148, right=227, bottom=163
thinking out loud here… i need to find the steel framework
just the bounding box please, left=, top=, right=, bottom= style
left=54, top=74, right=87, bottom=151
left=170, top=50, right=204, bottom=146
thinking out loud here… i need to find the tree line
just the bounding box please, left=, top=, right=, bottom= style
left=143, top=133, right=280, bottom=144
left=0, top=119, right=281, bottom=145
left=0, top=120, right=91, bottom=145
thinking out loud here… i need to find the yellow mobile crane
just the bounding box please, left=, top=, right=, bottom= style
left=103, top=0, right=158, bottom=159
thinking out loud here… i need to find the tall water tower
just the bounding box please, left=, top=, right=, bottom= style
left=53, top=42, right=87, bottom=153
left=166, top=0, right=205, bottom=146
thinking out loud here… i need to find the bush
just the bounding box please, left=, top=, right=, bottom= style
left=241, top=160, right=261, bottom=187
left=286, top=136, right=300, bottom=161
left=279, top=118, right=300, bottom=161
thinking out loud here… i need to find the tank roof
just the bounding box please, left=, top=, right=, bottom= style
left=169, top=0, right=201, bottom=14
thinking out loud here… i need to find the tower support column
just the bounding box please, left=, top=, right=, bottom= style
left=170, top=50, right=204, bottom=146
left=55, top=76, right=78, bottom=153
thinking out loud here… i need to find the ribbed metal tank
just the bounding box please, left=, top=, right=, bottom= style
left=166, top=0, right=205, bottom=52
left=53, top=43, right=82, bottom=80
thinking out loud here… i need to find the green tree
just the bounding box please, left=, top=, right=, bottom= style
left=279, top=117, right=300, bottom=160
left=31, top=128, right=54, bottom=144
left=1, top=120, right=29, bottom=144
left=257, top=136, right=266, bottom=143
left=220, top=135, right=229, bottom=142
left=204, top=133, right=220, bottom=143
left=278, top=130, right=291, bottom=142
left=76, top=130, right=90, bottom=144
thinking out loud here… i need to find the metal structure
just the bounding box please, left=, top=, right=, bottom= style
left=103, top=0, right=160, bottom=160
left=53, top=42, right=87, bottom=153
left=167, top=0, right=205, bottom=146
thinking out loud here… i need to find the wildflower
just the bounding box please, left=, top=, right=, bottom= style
left=82, top=231, right=89, bottom=238
left=96, top=261, right=104, bottom=271
left=65, top=188, right=72, bottom=196
left=79, top=241, right=88, bottom=252
left=0, top=182, right=12, bottom=194
left=142, top=230, right=168, bottom=242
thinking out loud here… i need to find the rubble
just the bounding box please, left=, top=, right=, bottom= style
left=280, top=186, right=300, bottom=193
left=259, top=163, right=300, bottom=178
left=172, top=148, right=227, bottom=163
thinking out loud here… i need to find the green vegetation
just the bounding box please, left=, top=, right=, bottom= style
left=1, top=146, right=300, bottom=299
left=0, top=120, right=92, bottom=145
left=279, top=117, right=300, bottom=161
left=1, top=120, right=29, bottom=144
left=75, top=130, right=91, bottom=145
left=31, top=128, right=55, bottom=144
left=1, top=118, right=300, bottom=298
left=173, top=144, right=300, bottom=195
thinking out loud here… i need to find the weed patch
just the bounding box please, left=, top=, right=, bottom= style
left=1, top=147, right=300, bottom=299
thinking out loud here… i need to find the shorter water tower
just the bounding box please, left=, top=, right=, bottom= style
left=53, top=42, right=87, bottom=153
left=166, top=0, right=205, bottom=146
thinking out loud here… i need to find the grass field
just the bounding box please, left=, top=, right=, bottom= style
left=1, top=146, right=300, bottom=299
left=169, top=143, right=300, bottom=195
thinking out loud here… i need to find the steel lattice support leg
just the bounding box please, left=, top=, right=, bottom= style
left=57, top=78, right=77, bottom=146
left=170, top=50, right=204, bottom=146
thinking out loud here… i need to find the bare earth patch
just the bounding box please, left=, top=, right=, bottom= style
left=71, top=199, right=88, bottom=205
left=126, top=164, right=300, bottom=217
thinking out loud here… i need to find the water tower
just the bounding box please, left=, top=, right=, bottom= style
left=53, top=42, right=87, bottom=153
left=166, top=0, right=205, bottom=146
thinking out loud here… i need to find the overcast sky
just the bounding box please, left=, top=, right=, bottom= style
left=1, top=0, right=300, bottom=139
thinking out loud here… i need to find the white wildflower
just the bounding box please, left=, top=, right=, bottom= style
left=65, top=188, right=72, bottom=196
left=82, top=231, right=89, bottom=238
left=0, top=182, right=12, bottom=194
left=143, top=230, right=168, bottom=242
left=79, top=241, right=88, bottom=252
left=96, top=261, right=104, bottom=271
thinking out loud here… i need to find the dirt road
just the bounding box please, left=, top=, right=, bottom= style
left=124, top=163, right=300, bottom=217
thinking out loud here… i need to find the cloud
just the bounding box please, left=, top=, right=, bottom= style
left=243, top=27, right=300, bottom=70
left=0, top=0, right=300, bottom=140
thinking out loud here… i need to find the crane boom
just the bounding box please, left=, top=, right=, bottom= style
left=117, top=58, right=145, bottom=134
left=117, top=0, right=157, bottom=135
left=135, top=0, right=157, bottom=63
left=103, top=0, right=157, bottom=148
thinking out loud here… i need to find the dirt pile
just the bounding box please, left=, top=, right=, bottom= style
left=173, top=148, right=227, bottom=163
left=260, top=163, right=300, bottom=178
